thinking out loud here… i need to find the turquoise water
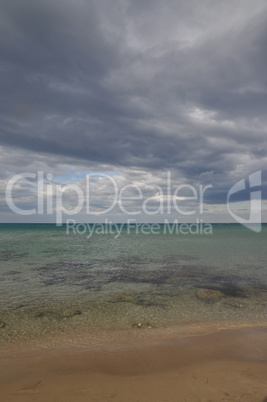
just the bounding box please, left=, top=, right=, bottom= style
left=0, top=224, right=266, bottom=346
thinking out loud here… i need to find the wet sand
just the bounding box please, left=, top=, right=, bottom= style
left=1, top=325, right=267, bottom=402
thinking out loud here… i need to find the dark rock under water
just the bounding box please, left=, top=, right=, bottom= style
left=34, top=258, right=267, bottom=302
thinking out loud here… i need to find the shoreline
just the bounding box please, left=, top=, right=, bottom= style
left=1, top=319, right=267, bottom=353
left=1, top=324, right=267, bottom=401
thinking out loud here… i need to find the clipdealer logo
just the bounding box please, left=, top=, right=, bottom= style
left=227, top=170, right=262, bottom=232
left=5, top=171, right=212, bottom=225
left=5, top=170, right=263, bottom=232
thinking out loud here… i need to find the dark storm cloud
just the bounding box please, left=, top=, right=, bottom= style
left=0, top=0, right=267, bottom=208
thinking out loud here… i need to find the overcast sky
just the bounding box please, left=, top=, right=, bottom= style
left=0, top=0, right=267, bottom=223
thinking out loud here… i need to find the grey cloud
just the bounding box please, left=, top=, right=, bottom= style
left=0, top=0, right=267, bottom=217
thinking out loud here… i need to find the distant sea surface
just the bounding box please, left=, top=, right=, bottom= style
left=0, top=223, right=266, bottom=347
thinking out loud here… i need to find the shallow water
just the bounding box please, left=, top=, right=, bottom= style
left=0, top=223, right=266, bottom=346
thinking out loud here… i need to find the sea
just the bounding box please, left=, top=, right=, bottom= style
left=0, top=223, right=266, bottom=348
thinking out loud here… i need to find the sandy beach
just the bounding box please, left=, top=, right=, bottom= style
left=1, top=325, right=267, bottom=401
